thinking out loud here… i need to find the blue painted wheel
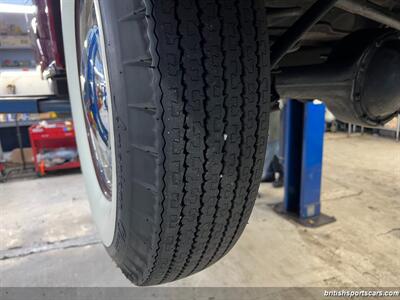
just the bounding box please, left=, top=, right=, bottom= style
left=79, top=1, right=112, bottom=198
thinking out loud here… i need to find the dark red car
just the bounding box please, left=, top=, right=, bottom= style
left=32, top=0, right=67, bottom=96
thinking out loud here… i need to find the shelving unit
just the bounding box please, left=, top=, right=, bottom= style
left=0, top=11, right=53, bottom=97
left=0, top=119, right=37, bottom=129
left=0, top=45, right=32, bottom=50
left=0, top=14, right=35, bottom=69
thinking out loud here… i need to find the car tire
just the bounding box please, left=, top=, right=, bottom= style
left=76, top=0, right=270, bottom=285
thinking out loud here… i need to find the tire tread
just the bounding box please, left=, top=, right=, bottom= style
left=104, top=0, right=270, bottom=286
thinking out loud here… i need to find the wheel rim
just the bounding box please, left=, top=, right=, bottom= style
left=80, top=2, right=112, bottom=198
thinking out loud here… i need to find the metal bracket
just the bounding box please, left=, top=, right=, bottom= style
left=270, top=0, right=339, bottom=69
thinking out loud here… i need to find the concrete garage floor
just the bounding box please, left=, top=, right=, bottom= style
left=1, top=133, right=399, bottom=287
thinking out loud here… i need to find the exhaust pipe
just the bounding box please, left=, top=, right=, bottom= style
left=275, top=31, right=400, bottom=126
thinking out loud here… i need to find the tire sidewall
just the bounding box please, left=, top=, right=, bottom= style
left=95, top=0, right=130, bottom=254
left=62, top=0, right=117, bottom=247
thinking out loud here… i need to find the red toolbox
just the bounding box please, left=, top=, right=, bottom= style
left=29, top=121, right=80, bottom=176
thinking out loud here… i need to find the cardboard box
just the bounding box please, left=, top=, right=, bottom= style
left=384, top=116, right=399, bottom=130
left=9, top=148, right=33, bottom=164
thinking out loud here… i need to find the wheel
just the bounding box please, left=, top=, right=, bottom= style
left=67, top=0, right=270, bottom=285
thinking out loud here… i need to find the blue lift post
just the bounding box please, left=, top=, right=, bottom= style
left=275, top=99, right=335, bottom=227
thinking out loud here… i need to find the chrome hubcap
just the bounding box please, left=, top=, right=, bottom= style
left=80, top=3, right=112, bottom=197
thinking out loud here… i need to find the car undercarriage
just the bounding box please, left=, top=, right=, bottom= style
left=265, top=0, right=400, bottom=126
left=266, top=0, right=400, bottom=67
